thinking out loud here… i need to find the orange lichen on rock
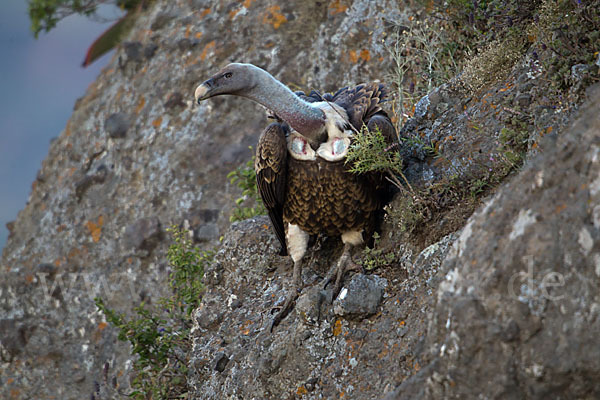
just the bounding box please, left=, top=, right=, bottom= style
left=200, top=41, right=216, bottom=61
left=86, top=216, right=104, bottom=243
left=329, top=0, right=348, bottom=15
left=359, top=49, right=371, bottom=62
left=296, top=386, right=308, bottom=395
left=240, top=320, right=252, bottom=335
left=263, top=5, right=287, bottom=29
left=348, top=48, right=370, bottom=63
left=199, top=8, right=211, bottom=18
left=333, top=319, right=343, bottom=336
left=152, top=117, right=163, bottom=128
left=135, top=96, right=146, bottom=114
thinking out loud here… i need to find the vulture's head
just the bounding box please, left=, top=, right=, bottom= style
left=195, top=63, right=259, bottom=104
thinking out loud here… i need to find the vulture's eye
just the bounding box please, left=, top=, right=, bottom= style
left=224, top=72, right=232, bottom=79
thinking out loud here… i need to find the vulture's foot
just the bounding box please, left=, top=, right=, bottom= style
left=270, top=259, right=303, bottom=331
left=269, top=286, right=300, bottom=332
left=321, top=243, right=362, bottom=298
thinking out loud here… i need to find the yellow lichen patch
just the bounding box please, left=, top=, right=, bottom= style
left=135, top=96, right=146, bottom=114
left=114, top=87, right=124, bottom=102
left=329, top=0, right=347, bottom=15
left=349, top=50, right=359, bottom=63
left=424, top=0, right=434, bottom=12
left=68, top=247, right=81, bottom=260
left=296, top=386, right=308, bottom=395
left=229, top=8, right=240, bottom=19
left=499, top=82, right=513, bottom=92
left=200, top=40, right=216, bottom=61
left=200, top=8, right=211, bottom=18
left=86, top=215, right=104, bottom=243
left=359, top=49, right=371, bottom=62
left=152, top=116, right=163, bottom=128
left=240, top=319, right=252, bottom=335
left=263, top=5, right=287, bottom=29
left=481, top=92, right=491, bottom=104
left=195, top=31, right=203, bottom=39
left=333, top=319, right=342, bottom=336
left=184, top=54, right=202, bottom=68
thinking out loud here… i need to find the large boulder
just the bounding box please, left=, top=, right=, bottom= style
left=388, top=86, right=600, bottom=399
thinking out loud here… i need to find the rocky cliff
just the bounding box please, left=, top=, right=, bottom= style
left=1, top=0, right=599, bottom=399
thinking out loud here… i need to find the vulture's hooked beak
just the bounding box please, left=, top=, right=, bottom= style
left=194, top=79, right=213, bottom=104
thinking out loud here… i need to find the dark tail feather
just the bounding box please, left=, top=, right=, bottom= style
left=268, top=209, right=288, bottom=256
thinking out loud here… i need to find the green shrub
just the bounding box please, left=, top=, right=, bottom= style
left=95, top=225, right=213, bottom=399
left=227, top=150, right=267, bottom=222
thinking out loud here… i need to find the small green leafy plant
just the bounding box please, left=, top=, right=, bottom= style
left=227, top=150, right=266, bottom=222
left=361, top=232, right=397, bottom=271
left=346, top=126, right=408, bottom=192
left=95, top=225, right=213, bottom=399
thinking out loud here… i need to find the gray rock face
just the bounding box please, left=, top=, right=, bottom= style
left=387, top=87, right=600, bottom=399
left=189, top=216, right=456, bottom=399
left=2, top=0, right=599, bottom=398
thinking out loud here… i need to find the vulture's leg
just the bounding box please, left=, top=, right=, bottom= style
left=270, top=224, right=308, bottom=331
left=322, top=230, right=363, bottom=297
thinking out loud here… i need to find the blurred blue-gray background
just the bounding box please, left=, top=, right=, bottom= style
left=0, top=1, right=120, bottom=252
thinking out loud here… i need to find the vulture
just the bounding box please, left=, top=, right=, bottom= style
left=195, top=63, right=397, bottom=328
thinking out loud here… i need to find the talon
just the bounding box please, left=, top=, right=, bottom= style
left=270, top=290, right=299, bottom=332
left=321, top=242, right=356, bottom=299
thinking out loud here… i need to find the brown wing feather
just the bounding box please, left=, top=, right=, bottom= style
left=255, top=123, right=288, bottom=255
left=332, top=83, right=389, bottom=131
